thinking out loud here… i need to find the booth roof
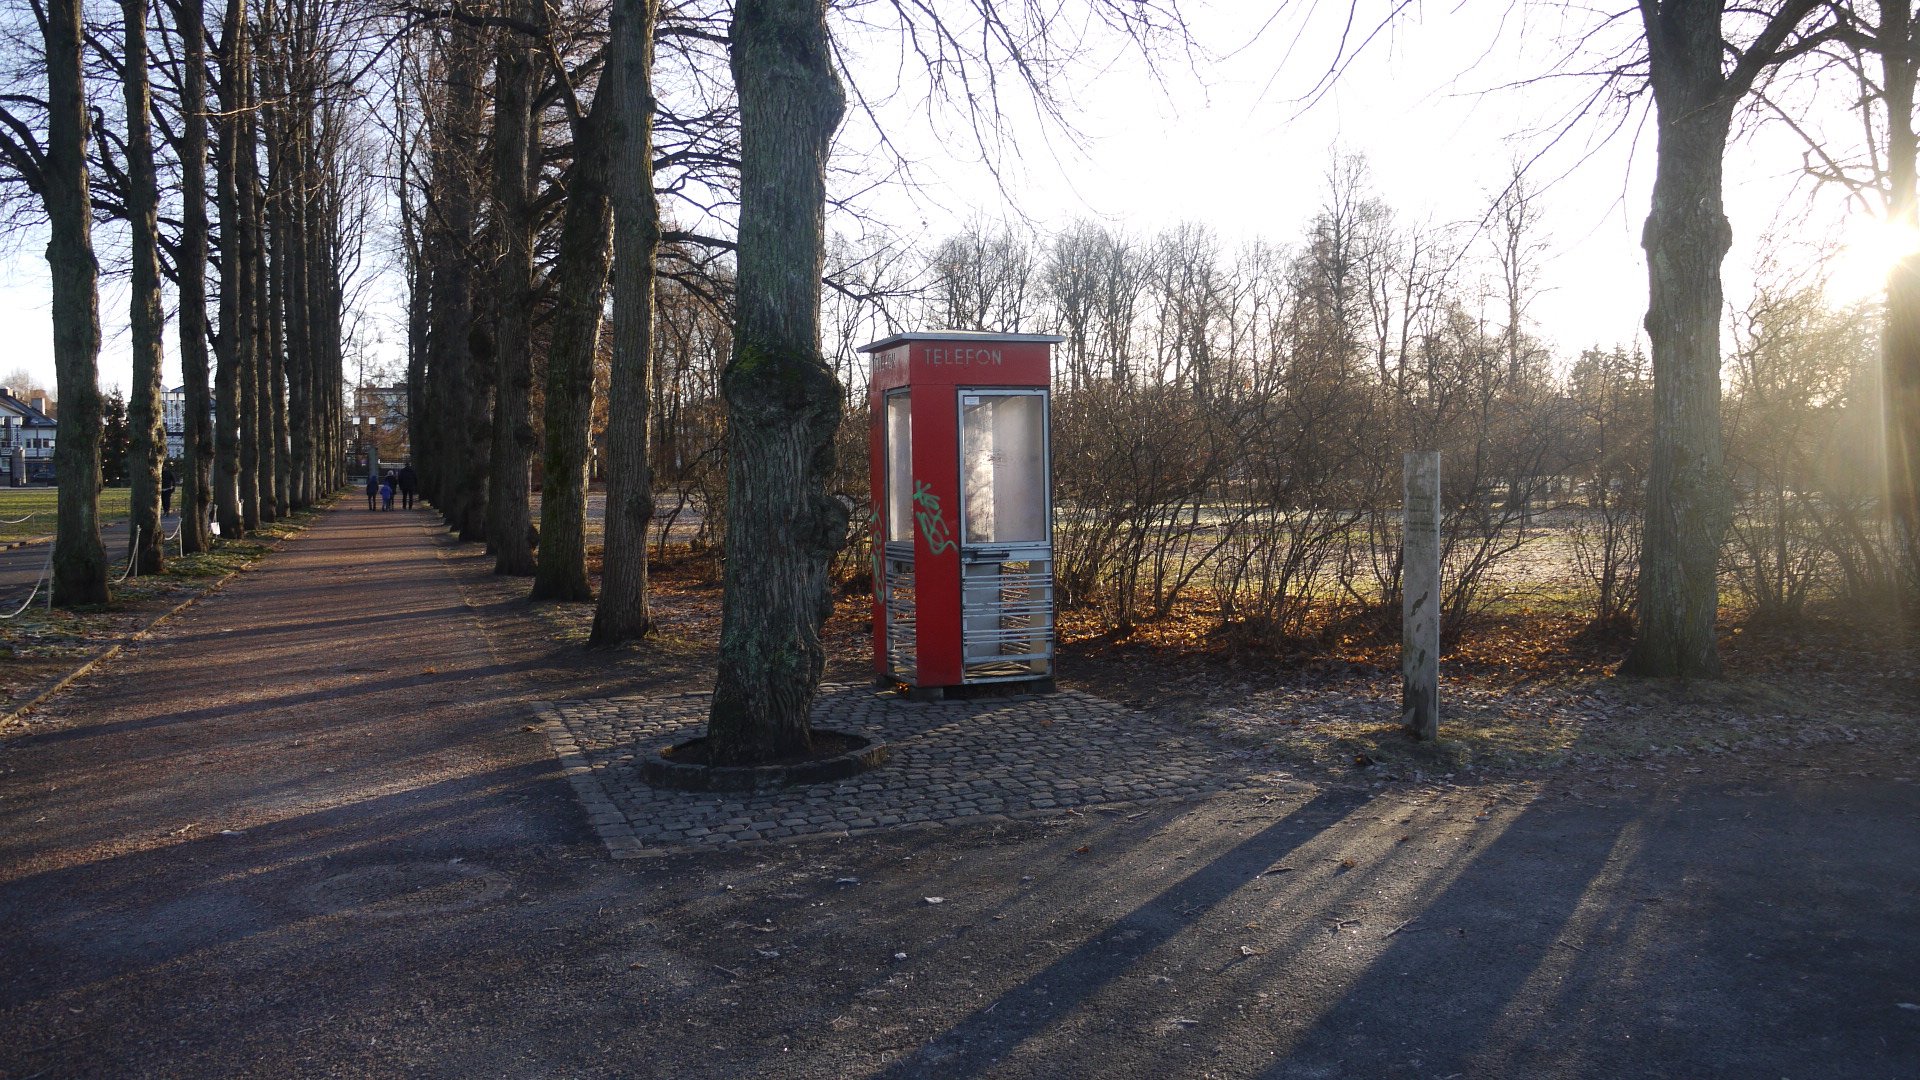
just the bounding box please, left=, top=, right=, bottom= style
left=857, top=330, right=1066, bottom=354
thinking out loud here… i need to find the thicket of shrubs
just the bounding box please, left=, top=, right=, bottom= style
left=633, top=168, right=1898, bottom=648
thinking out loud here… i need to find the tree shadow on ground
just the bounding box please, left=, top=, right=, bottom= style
left=0, top=759, right=574, bottom=1010
left=872, top=788, right=1374, bottom=1077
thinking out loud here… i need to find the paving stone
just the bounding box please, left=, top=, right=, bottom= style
left=541, top=682, right=1248, bottom=856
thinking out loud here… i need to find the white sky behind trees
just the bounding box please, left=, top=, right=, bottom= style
left=0, top=0, right=1896, bottom=398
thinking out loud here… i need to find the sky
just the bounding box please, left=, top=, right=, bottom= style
left=0, top=0, right=1896, bottom=400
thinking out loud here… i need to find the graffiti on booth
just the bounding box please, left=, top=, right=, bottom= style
left=912, top=480, right=957, bottom=555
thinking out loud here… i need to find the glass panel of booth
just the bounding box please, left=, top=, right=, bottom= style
left=959, top=390, right=1048, bottom=546
left=885, top=390, right=912, bottom=544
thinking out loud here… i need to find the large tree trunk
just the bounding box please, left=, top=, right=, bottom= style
left=423, top=25, right=486, bottom=536
left=123, top=0, right=167, bottom=576
left=263, top=82, right=290, bottom=523
left=252, top=133, right=278, bottom=527
left=1882, top=0, right=1920, bottom=617
left=1888, top=256, right=1920, bottom=614
left=269, top=252, right=290, bottom=520
left=591, top=0, right=662, bottom=644
left=405, top=247, right=430, bottom=501
left=212, top=0, right=247, bottom=538
left=282, top=111, right=313, bottom=511
left=705, top=0, right=848, bottom=762
left=487, top=6, right=538, bottom=576
left=175, top=0, right=215, bottom=553
left=234, top=24, right=262, bottom=535
left=1623, top=0, right=1737, bottom=677
left=45, top=0, right=107, bottom=606
left=531, top=70, right=619, bottom=603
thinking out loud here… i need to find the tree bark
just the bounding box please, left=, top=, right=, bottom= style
left=175, top=0, right=215, bottom=553
left=262, top=59, right=290, bottom=522
left=212, top=0, right=248, bottom=538
left=1881, top=0, right=1920, bottom=617
left=45, top=0, right=108, bottom=606
left=531, top=61, right=619, bottom=603
left=1888, top=255, right=1920, bottom=614
left=269, top=248, right=290, bottom=520
left=252, top=121, right=278, bottom=527
left=281, top=101, right=313, bottom=511
left=424, top=24, right=486, bottom=537
left=486, top=4, right=538, bottom=575
left=234, top=15, right=262, bottom=534
left=1623, top=0, right=1742, bottom=678
left=123, top=0, right=168, bottom=575
left=705, top=0, right=848, bottom=763
left=591, top=0, right=662, bottom=644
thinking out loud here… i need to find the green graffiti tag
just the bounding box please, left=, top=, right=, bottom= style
left=912, top=480, right=957, bottom=555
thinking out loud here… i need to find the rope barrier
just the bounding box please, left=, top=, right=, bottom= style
left=1, top=544, right=52, bottom=620
left=116, top=526, right=140, bottom=583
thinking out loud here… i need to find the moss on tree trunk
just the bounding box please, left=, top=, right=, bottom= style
left=705, top=0, right=849, bottom=764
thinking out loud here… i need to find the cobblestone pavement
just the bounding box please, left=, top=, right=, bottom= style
left=541, top=683, right=1253, bottom=856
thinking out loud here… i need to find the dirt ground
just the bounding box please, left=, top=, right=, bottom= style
left=0, top=505, right=1915, bottom=1079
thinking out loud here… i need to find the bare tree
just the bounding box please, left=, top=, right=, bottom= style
left=704, top=0, right=847, bottom=763
left=124, top=0, right=168, bottom=575
left=210, top=0, right=254, bottom=537
left=533, top=19, right=620, bottom=603
left=592, top=0, right=665, bottom=643
left=165, top=0, right=216, bottom=552
left=0, top=0, right=110, bottom=604
left=484, top=0, right=539, bottom=575
left=1771, top=0, right=1920, bottom=614
left=1621, top=0, right=1833, bottom=677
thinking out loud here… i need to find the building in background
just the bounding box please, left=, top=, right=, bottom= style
left=0, top=387, right=58, bottom=483
left=162, top=386, right=216, bottom=461
left=351, top=383, right=410, bottom=469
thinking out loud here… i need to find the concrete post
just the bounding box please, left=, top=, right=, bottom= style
left=1402, top=451, right=1441, bottom=741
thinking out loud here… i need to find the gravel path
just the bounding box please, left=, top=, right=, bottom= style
left=0, top=504, right=1915, bottom=1079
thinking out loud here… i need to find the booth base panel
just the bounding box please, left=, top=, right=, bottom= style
left=874, top=674, right=1056, bottom=702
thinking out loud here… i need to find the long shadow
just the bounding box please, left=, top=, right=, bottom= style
left=0, top=757, right=578, bottom=1010
left=158, top=604, right=476, bottom=645
left=874, top=787, right=1372, bottom=1079
left=10, top=654, right=551, bottom=747
left=1246, top=796, right=1645, bottom=1080
left=1217, top=781, right=1920, bottom=1079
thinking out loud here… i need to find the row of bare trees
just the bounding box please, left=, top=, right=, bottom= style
left=0, top=0, right=363, bottom=604
left=492, top=157, right=1896, bottom=653
left=373, top=0, right=1910, bottom=764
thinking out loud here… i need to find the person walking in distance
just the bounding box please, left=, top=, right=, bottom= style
left=161, top=461, right=178, bottom=516
left=380, top=470, right=396, bottom=511
left=365, top=470, right=379, bottom=511
left=398, top=463, right=418, bottom=510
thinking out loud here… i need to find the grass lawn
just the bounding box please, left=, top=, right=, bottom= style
left=0, top=488, right=131, bottom=544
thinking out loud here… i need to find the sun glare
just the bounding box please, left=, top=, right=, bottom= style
left=1831, top=218, right=1920, bottom=301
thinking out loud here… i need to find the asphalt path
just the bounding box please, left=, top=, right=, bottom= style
left=0, top=505, right=1913, bottom=1078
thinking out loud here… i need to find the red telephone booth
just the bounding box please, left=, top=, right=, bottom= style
left=861, top=331, right=1062, bottom=697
